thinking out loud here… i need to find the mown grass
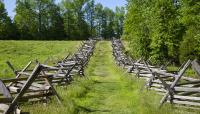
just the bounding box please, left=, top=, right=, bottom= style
left=72, top=41, right=197, bottom=114
left=0, top=40, right=80, bottom=78
left=22, top=41, right=199, bottom=114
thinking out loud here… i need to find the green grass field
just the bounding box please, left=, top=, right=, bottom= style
left=0, top=40, right=80, bottom=78
left=0, top=41, right=199, bottom=114
left=21, top=41, right=197, bottom=114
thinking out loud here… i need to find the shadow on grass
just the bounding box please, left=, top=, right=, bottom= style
left=77, top=105, right=111, bottom=113
left=93, top=80, right=119, bottom=84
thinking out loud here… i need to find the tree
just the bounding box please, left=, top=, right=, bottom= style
left=43, top=1, right=65, bottom=39
left=179, top=0, right=200, bottom=62
left=123, top=0, right=151, bottom=59
left=15, top=0, right=65, bottom=40
left=123, top=0, right=184, bottom=64
left=62, top=0, right=75, bottom=39
left=2, top=0, right=124, bottom=40
left=150, top=0, right=183, bottom=64
left=94, top=4, right=117, bottom=39
left=15, top=0, right=38, bottom=39
left=62, top=0, right=90, bottom=40
left=85, top=0, right=95, bottom=37
left=94, top=3, right=103, bottom=37
left=114, top=6, right=125, bottom=38
left=0, top=1, right=17, bottom=40
left=101, top=7, right=115, bottom=39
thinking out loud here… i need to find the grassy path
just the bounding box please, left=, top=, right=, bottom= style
left=76, top=41, right=136, bottom=114
left=22, top=41, right=195, bottom=114
left=75, top=41, right=194, bottom=114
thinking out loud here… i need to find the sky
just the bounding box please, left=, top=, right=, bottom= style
left=4, top=0, right=127, bottom=19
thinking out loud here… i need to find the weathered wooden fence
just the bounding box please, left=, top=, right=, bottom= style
left=0, top=40, right=97, bottom=114
left=112, top=39, right=200, bottom=110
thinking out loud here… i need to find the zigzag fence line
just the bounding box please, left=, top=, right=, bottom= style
left=0, top=40, right=97, bottom=114
left=112, top=39, right=200, bottom=110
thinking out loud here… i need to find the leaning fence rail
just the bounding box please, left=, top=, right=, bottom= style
left=112, top=39, right=200, bottom=109
left=0, top=39, right=97, bottom=114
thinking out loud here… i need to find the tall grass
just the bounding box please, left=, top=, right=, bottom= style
left=22, top=77, right=93, bottom=114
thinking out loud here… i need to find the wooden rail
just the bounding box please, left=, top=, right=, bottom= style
left=112, top=39, right=200, bottom=109
left=0, top=40, right=97, bottom=114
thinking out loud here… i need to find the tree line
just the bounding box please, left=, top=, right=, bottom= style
left=0, top=0, right=125, bottom=40
left=123, top=0, right=200, bottom=65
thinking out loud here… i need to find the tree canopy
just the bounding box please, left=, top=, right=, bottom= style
left=0, top=0, right=125, bottom=40
left=0, top=1, right=17, bottom=40
left=123, top=0, right=200, bottom=64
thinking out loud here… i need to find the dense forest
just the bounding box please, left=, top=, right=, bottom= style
left=0, top=0, right=125, bottom=40
left=123, top=0, right=200, bottom=64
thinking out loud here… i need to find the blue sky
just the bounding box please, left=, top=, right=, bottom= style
left=4, top=0, right=127, bottom=19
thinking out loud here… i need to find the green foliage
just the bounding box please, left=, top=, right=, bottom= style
left=150, top=0, right=183, bottom=64
left=0, top=1, right=17, bottom=40
left=14, top=0, right=66, bottom=40
left=94, top=3, right=103, bottom=37
left=179, top=0, right=200, bottom=62
left=62, top=0, right=91, bottom=40
left=123, top=0, right=195, bottom=65
left=85, top=0, right=95, bottom=37
left=0, top=0, right=126, bottom=40
left=101, top=7, right=115, bottom=39
left=93, top=5, right=125, bottom=39
left=114, top=6, right=125, bottom=38
left=62, top=0, right=125, bottom=40
left=123, top=0, right=152, bottom=59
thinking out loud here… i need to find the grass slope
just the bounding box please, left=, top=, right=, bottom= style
left=23, top=41, right=197, bottom=114
left=3, top=41, right=198, bottom=114
left=0, top=41, right=80, bottom=78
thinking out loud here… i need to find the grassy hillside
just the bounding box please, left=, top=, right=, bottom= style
left=0, top=41, right=80, bottom=78
left=22, top=41, right=197, bottom=114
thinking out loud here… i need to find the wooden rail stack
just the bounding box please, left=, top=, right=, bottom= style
left=112, top=39, right=200, bottom=109
left=0, top=40, right=97, bottom=114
